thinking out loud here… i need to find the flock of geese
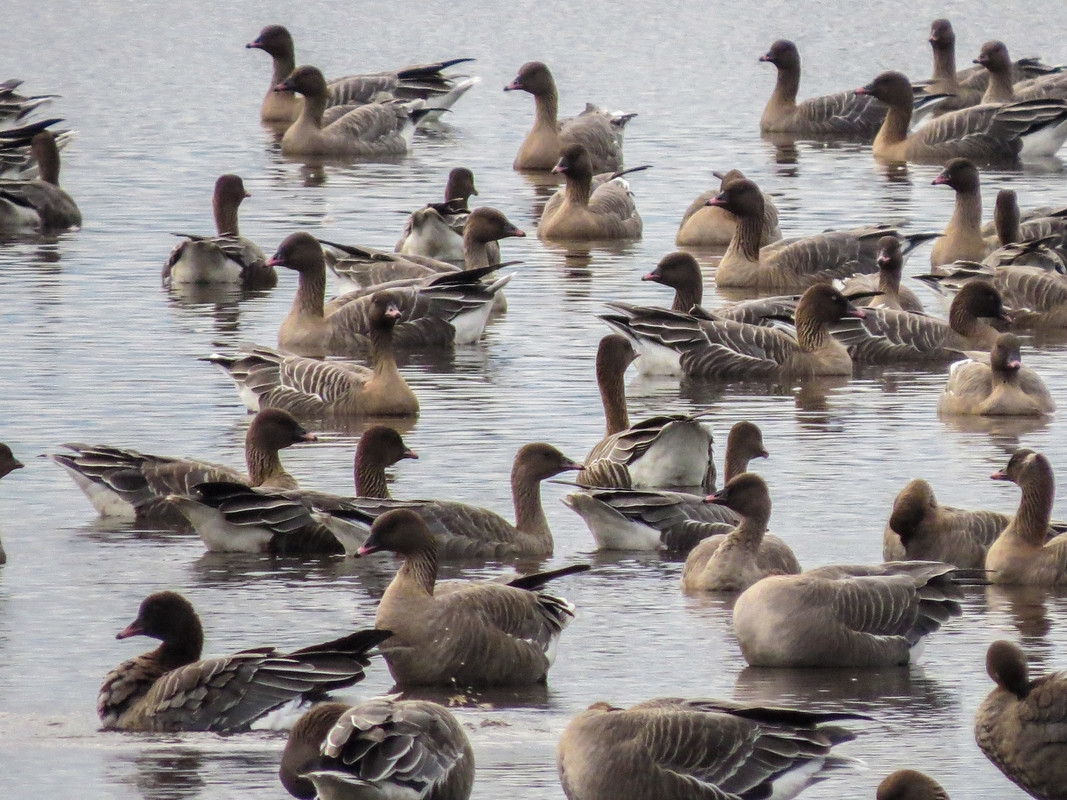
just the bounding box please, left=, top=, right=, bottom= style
left=6, top=14, right=1067, bottom=800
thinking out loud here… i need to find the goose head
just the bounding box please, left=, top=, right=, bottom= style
left=275, top=65, right=328, bottom=100
left=706, top=178, right=765, bottom=220
left=985, top=639, right=1031, bottom=699
left=932, top=158, right=980, bottom=192
left=465, top=207, right=526, bottom=242
left=759, top=39, right=800, bottom=71
left=505, top=61, right=555, bottom=96
left=704, top=472, right=772, bottom=520
left=445, top=167, right=478, bottom=204
left=246, top=25, right=295, bottom=60
left=267, top=231, right=326, bottom=275
left=856, top=71, right=913, bottom=107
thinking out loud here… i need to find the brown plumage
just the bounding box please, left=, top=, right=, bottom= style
left=877, top=770, right=951, bottom=800
left=839, top=236, right=925, bottom=312
left=538, top=143, right=643, bottom=241
left=675, top=169, right=781, bottom=248
left=938, top=332, right=1055, bottom=416
left=393, top=168, right=498, bottom=263
left=0, top=131, right=80, bottom=232
left=930, top=159, right=990, bottom=266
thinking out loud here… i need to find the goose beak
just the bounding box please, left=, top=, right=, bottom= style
left=403, top=448, right=419, bottom=460
left=116, top=619, right=145, bottom=640
left=504, top=79, right=523, bottom=92
left=641, top=271, right=660, bottom=282
left=991, top=469, right=1009, bottom=481
left=705, top=194, right=727, bottom=208
left=855, top=85, right=872, bottom=96
left=274, top=80, right=294, bottom=94
left=704, top=492, right=726, bottom=505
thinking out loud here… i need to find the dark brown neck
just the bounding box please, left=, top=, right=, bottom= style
left=300, top=91, right=327, bottom=128
left=878, top=265, right=902, bottom=297
left=951, top=186, right=983, bottom=235
left=462, top=232, right=491, bottom=268
left=564, top=171, right=593, bottom=207
left=995, top=201, right=1020, bottom=244
left=534, top=88, right=559, bottom=128
left=1016, top=468, right=1054, bottom=545
left=771, top=64, right=800, bottom=106
left=597, top=359, right=630, bottom=436
left=214, top=200, right=239, bottom=237
left=293, top=266, right=327, bottom=319
left=733, top=213, right=763, bottom=261
left=949, top=301, right=991, bottom=338
left=795, top=308, right=829, bottom=352
left=671, top=281, right=702, bottom=313
left=36, top=145, right=60, bottom=186
left=400, top=547, right=439, bottom=595
left=734, top=509, right=770, bottom=549
left=879, top=103, right=913, bottom=145
left=513, top=471, right=550, bottom=539
left=157, top=626, right=203, bottom=671
left=369, top=322, right=396, bottom=374
left=271, top=53, right=296, bottom=90
left=983, top=65, right=1015, bottom=103
left=723, top=451, right=753, bottom=484
left=354, top=455, right=390, bottom=499
left=932, top=44, right=957, bottom=82
left=246, top=443, right=286, bottom=486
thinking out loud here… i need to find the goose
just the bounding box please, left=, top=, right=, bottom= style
left=918, top=264, right=1067, bottom=330
left=98, top=591, right=389, bottom=732
left=557, top=697, right=863, bottom=800
left=877, top=770, right=951, bottom=800
left=978, top=40, right=1067, bottom=105
left=50, top=408, right=316, bottom=522
left=681, top=473, right=801, bottom=592
left=505, top=61, right=630, bottom=173
left=0, top=131, right=80, bottom=232
left=930, top=159, right=992, bottom=266
left=856, top=71, right=1067, bottom=163
left=161, top=174, right=275, bottom=289
left=602, top=284, right=865, bottom=380
left=986, top=450, right=1067, bottom=585
left=0, top=443, right=23, bottom=565
left=732, top=561, right=964, bottom=667
left=839, top=236, right=925, bottom=313
left=759, top=39, right=887, bottom=136
left=564, top=420, right=767, bottom=552
left=394, top=167, right=487, bottom=263
left=0, top=118, right=74, bottom=179
left=205, top=293, right=418, bottom=417
left=980, top=189, right=1067, bottom=242
left=938, top=332, right=1055, bottom=416
left=576, top=334, right=714, bottom=491
left=975, top=639, right=1067, bottom=800
left=675, top=169, right=781, bottom=248
left=247, top=25, right=475, bottom=126
left=270, top=232, right=509, bottom=357
left=978, top=190, right=1067, bottom=271
left=355, top=508, right=587, bottom=687
left=538, top=143, right=643, bottom=241
left=280, top=697, right=474, bottom=800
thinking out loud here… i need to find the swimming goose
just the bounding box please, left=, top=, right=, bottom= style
left=930, top=159, right=991, bottom=266
left=557, top=697, right=863, bottom=800
left=356, top=509, right=586, bottom=687
left=271, top=232, right=508, bottom=357
left=839, top=236, right=925, bottom=313
left=50, top=409, right=315, bottom=522
left=733, top=561, right=964, bottom=667
left=675, top=169, right=781, bottom=248
left=206, top=293, right=418, bottom=417
left=0, top=131, right=80, bottom=232
left=394, top=167, right=487, bottom=263
left=162, top=174, right=275, bottom=289
left=98, top=591, right=389, bottom=732
left=280, top=698, right=474, bottom=800
left=505, top=61, right=630, bottom=173
left=857, top=71, right=1067, bottom=163
left=938, top=332, right=1054, bottom=416
left=986, top=450, right=1067, bottom=585
left=979, top=190, right=1067, bottom=271
left=577, top=334, right=714, bottom=491
left=759, top=39, right=887, bottom=136
left=877, top=770, right=951, bottom=800
left=681, top=473, right=801, bottom=592
left=602, top=284, right=865, bottom=379
left=538, top=144, right=643, bottom=241
left=975, top=639, right=1067, bottom=800
left=978, top=40, right=1067, bottom=105
left=920, top=263, right=1067, bottom=330
left=0, top=443, right=23, bottom=565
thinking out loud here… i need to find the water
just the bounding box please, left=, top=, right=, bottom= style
left=2, top=1, right=1067, bottom=797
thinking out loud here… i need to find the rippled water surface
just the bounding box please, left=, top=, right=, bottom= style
left=4, top=1, right=1067, bottom=797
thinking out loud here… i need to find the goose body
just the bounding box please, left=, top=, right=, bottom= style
left=839, top=236, right=925, bottom=312
left=675, top=169, right=781, bottom=248
left=938, top=333, right=1054, bottom=416
left=394, top=167, right=492, bottom=263
left=921, top=264, right=1067, bottom=330
left=538, top=144, right=642, bottom=241
left=0, top=131, right=80, bottom=232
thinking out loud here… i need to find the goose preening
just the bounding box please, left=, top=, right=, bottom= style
left=675, top=169, right=781, bottom=248
left=938, top=332, right=1055, bottom=416
left=681, top=473, right=801, bottom=592
left=759, top=39, right=887, bottom=137
left=0, top=443, right=23, bottom=565
left=162, top=174, right=275, bottom=289
left=839, top=236, right=925, bottom=313
left=247, top=25, right=475, bottom=126
left=537, top=144, right=643, bottom=241
left=877, top=770, right=951, bottom=800
left=732, top=561, right=964, bottom=667
left=280, top=697, right=474, bottom=800
left=98, top=591, right=390, bottom=732
left=355, top=509, right=587, bottom=687
left=394, top=167, right=488, bottom=263
left=975, top=640, right=1067, bottom=800
left=0, top=131, right=80, bottom=232
left=50, top=409, right=316, bottom=522
left=576, top=334, right=714, bottom=491
left=557, top=697, right=864, bottom=800
left=505, top=61, right=631, bottom=173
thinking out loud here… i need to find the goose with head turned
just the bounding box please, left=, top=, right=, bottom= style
left=675, top=169, right=781, bottom=248
left=538, top=143, right=643, bottom=241
left=877, top=770, right=951, bottom=800
left=839, top=236, right=925, bottom=313
left=0, top=131, right=80, bottom=232
left=938, top=332, right=1054, bottom=417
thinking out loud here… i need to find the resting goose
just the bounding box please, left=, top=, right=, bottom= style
left=839, top=236, right=925, bottom=313
left=857, top=71, right=1067, bottom=163
left=356, top=509, right=586, bottom=687
left=759, top=39, right=886, bottom=136
left=976, top=640, right=1067, bottom=800
left=577, top=334, right=714, bottom=491
left=938, top=332, right=1054, bottom=416
left=394, top=167, right=487, bottom=263
left=681, top=473, right=801, bottom=592
left=733, top=561, right=964, bottom=667
left=877, top=770, right=951, bottom=800
left=280, top=698, right=474, bottom=800
left=98, top=591, right=389, bottom=732
left=978, top=190, right=1067, bottom=271
left=675, top=169, right=781, bottom=248
left=557, top=697, right=862, bottom=800
left=538, top=143, right=643, bottom=241
left=0, top=131, right=80, bottom=232
left=986, top=450, right=1067, bottom=585
left=162, top=174, right=275, bottom=289
left=978, top=40, right=1067, bottom=105
left=50, top=409, right=315, bottom=522
left=505, top=61, right=629, bottom=173
left=922, top=262, right=1067, bottom=330
left=0, top=443, right=23, bottom=565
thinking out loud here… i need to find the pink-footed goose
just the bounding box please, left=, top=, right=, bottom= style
left=162, top=174, right=275, bottom=289
left=675, top=169, right=781, bottom=248
left=538, top=144, right=643, bottom=241
left=986, top=450, right=1067, bottom=585
left=577, top=334, right=714, bottom=491
left=759, top=39, right=887, bottom=136
left=681, top=473, right=801, bottom=592
left=918, top=263, right=1067, bottom=330
left=557, top=697, right=863, bottom=800
left=505, top=61, right=631, bottom=173
left=270, top=232, right=509, bottom=357
left=247, top=25, right=475, bottom=126
left=280, top=698, right=474, bottom=800
left=877, top=770, right=951, bottom=800
left=979, top=190, right=1067, bottom=272
left=0, top=131, right=80, bottom=232
left=393, top=167, right=490, bottom=263
left=50, top=409, right=316, bottom=523
left=856, top=71, right=1067, bottom=163
left=98, top=591, right=390, bottom=732
left=0, top=443, right=23, bottom=565
left=978, top=40, right=1067, bottom=105
left=976, top=640, right=1067, bottom=800
left=839, top=236, right=925, bottom=313
left=355, top=509, right=587, bottom=687
left=930, top=159, right=991, bottom=266
left=938, top=332, right=1054, bottom=416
